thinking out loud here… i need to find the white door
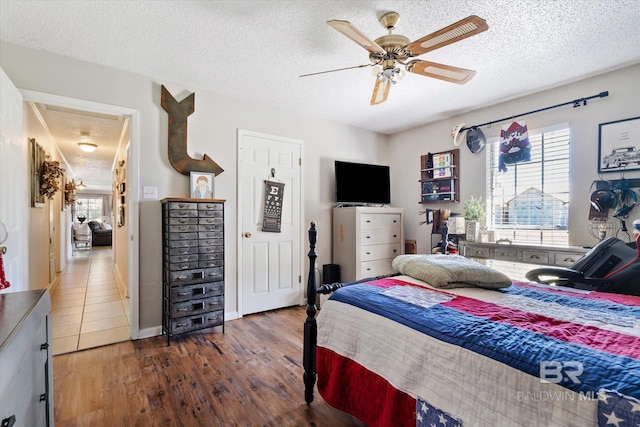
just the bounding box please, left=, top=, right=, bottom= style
left=0, top=67, right=28, bottom=292
left=238, top=130, right=303, bottom=315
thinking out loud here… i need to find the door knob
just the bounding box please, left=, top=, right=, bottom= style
left=244, top=232, right=252, bottom=238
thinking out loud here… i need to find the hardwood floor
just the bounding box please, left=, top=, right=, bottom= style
left=53, top=306, right=363, bottom=426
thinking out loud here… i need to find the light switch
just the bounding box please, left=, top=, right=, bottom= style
left=143, top=186, right=158, bottom=199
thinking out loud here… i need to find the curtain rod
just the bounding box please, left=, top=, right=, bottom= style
left=461, top=91, right=609, bottom=131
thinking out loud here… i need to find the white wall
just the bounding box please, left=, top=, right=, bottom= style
left=24, top=102, right=71, bottom=290
left=388, top=64, right=640, bottom=253
left=0, top=41, right=387, bottom=330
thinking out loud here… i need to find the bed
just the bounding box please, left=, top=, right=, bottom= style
left=303, top=223, right=640, bottom=427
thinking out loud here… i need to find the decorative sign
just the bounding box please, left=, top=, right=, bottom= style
left=262, top=180, right=285, bottom=232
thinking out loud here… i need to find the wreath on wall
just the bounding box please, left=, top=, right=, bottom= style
left=40, top=160, right=65, bottom=200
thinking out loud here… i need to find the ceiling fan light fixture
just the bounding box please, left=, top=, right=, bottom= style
left=78, top=142, right=98, bottom=152
left=76, top=179, right=87, bottom=189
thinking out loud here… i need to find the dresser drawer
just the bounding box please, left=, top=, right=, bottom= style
left=493, top=247, right=518, bottom=261
left=167, top=209, right=198, bottom=218
left=169, top=310, right=224, bottom=334
left=166, top=261, right=199, bottom=271
left=360, top=228, right=401, bottom=246
left=168, top=239, right=199, bottom=248
left=199, top=202, right=223, bottom=211
left=522, top=250, right=549, bottom=264
left=170, top=281, right=224, bottom=302
left=199, top=217, right=223, bottom=225
left=361, top=243, right=401, bottom=261
left=199, top=230, right=223, bottom=240
left=169, top=267, right=223, bottom=285
left=169, top=254, right=199, bottom=264
left=167, top=246, right=199, bottom=256
left=464, top=245, right=490, bottom=258
left=199, top=209, right=223, bottom=218
left=167, top=201, right=198, bottom=210
left=167, top=224, right=198, bottom=233
left=167, top=216, right=198, bottom=225
left=170, top=295, right=224, bottom=318
left=360, top=259, right=395, bottom=277
left=169, top=232, right=198, bottom=241
left=360, top=213, right=401, bottom=229
left=199, top=252, right=223, bottom=261
left=198, top=222, right=223, bottom=231
left=554, top=252, right=584, bottom=267
left=199, top=244, right=224, bottom=254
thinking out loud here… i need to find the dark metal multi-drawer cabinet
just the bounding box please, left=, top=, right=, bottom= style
left=161, top=198, right=225, bottom=344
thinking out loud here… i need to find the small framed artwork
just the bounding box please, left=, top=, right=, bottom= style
left=598, top=116, right=640, bottom=173
left=119, top=182, right=126, bottom=194
left=190, top=171, right=215, bottom=199
left=118, top=205, right=125, bottom=227
left=30, top=138, right=45, bottom=208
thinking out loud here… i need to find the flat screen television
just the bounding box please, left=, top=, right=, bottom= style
left=335, top=160, right=391, bottom=205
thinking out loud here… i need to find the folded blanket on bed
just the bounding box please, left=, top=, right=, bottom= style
left=392, top=254, right=512, bottom=289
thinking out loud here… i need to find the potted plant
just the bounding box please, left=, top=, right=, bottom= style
left=464, top=196, right=485, bottom=241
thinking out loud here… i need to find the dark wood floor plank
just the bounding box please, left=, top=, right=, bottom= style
left=53, top=306, right=362, bottom=426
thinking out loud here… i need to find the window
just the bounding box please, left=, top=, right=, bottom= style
left=76, top=196, right=103, bottom=222
left=486, top=124, right=570, bottom=246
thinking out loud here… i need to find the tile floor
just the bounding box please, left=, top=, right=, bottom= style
left=51, top=246, right=130, bottom=355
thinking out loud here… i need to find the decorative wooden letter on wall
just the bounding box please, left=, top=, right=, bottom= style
left=161, top=85, right=224, bottom=176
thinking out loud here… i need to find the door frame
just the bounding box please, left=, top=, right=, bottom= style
left=236, top=129, right=304, bottom=318
left=20, top=89, right=142, bottom=339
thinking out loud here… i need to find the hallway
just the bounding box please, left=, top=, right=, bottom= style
left=50, top=247, right=130, bottom=355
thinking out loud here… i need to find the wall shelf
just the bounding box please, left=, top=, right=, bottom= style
left=419, top=148, right=459, bottom=203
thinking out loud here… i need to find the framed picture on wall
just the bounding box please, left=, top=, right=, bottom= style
left=190, top=171, right=215, bottom=199
left=30, top=138, right=45, bottom=208
left=598, top=116, right=640, bottom=173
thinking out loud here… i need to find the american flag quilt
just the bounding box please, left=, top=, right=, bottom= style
left=316, top=277, right=640, bottom=427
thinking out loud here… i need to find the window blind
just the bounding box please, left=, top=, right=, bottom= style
left=486, top=125, right=570, bottom=246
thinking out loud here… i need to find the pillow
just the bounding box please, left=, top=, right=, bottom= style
left=102, top=223, right=112, bottom=230
left=392, top=254, right=512, bottom=289
left=74, top=223, right=91, bottom=237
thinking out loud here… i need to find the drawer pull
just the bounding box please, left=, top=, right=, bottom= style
left=180, top=264, right=190, bottom=269
left=393, top=249, right=397, bottom=253
left=1, top=415, right=16, bottom=427
left=474, top=250, right=483, bottom=254
left=179, top=226, right=188, bottom=231
left=179, top=249, right=189, bottom=254
left=39, top=393, right=47, bottom=402
left=177, top=322, right=188, bottom=327
left=564, top=258, right=575, bottom=263
left=177, top=291, right=190, bottom=296
left=40, top=343, right=49, bottom=351
left=528, top=255, right=540, bottom=260
left=178, top=308, right=189, bottom=312
left=366, top=252, right=371, bottom=255
left=178, top=203, right=189, bottom=208
left=366, top=268, right=371, bottom=271
left=366, top=220, right=371, bottom=223
left=179, top=218, right=188, bottom=224
left=393, top=234, right=397, bottom=238
left=366, top=236, right=371, bottom=239
left=176, top=275, right=187, bottom=280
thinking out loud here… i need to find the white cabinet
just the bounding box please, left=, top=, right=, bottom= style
left=0, top=290, right=53, bottom=427
left=332, top=207, right=404, bottom=282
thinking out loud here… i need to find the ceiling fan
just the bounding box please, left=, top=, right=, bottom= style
left=301, top=12, right=488, bottom=105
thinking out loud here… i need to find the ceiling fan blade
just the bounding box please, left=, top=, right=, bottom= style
left=405, top=15, right=488, bottom=56
left=406, top=60, right=476, bottom=84
left=370, top=79, right=390, bottom=105
left=327, top=20, right=386, bottom=54
left=299, top=63, right=373, bottom=78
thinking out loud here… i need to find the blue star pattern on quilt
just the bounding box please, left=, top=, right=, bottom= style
left=416, top=397, right=462, bottom=427
left=598, top=389, right=640, bottom=427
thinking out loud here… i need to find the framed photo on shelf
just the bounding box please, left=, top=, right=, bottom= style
left=190, top=171, right=215, bottom=199
left=598, top=116, right=640, bottom=173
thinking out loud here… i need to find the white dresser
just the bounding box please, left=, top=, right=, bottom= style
left=332, top=207, right=404, bottom=282
left=0, top=289, right=53, bottom=427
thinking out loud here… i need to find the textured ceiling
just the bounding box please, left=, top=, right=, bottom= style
left=2, top=0, right=640, bottom=186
